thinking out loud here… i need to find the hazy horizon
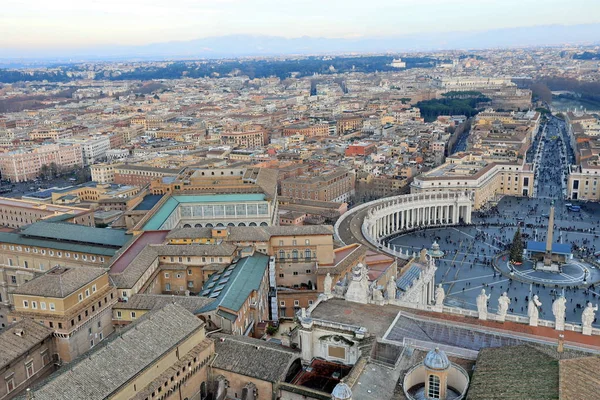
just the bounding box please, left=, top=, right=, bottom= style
left=2, top=0, right=600, bottom=50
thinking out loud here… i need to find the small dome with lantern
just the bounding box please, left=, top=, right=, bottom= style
left=424, top=347, right=450, bottom=371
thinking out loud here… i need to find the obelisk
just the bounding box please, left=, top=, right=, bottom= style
left=543, top=201, right=555, bottom=266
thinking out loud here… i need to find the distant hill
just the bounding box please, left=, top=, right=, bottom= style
left=2, top=23, right=600, bottom=60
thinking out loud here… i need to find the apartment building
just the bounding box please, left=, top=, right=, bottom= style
left=280, top=168, right=355, bottom=203
left=411, top=152, right=534, bottom=209
left=0, top=319, right=56, bottom=400
left=0, top=197, right=94, bottom=229
left=220, top=130, right=267, bottom=149
left=10, top=267, right=118, bottom=362
left=282, top=123, right=329, bottom=138
left=26, top=303, right=214, bottom=400
left=0, top=144, right=83, bottom=182
left=113, top=164, right=181, bottom=186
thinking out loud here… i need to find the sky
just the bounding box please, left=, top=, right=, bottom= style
left=1, top=0, right=599, bottom=49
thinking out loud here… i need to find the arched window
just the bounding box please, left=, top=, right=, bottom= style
left=305, top=249, right=311, bottom=259
left=238, top=222, right=246, bottom=227
left=194, top=224, right=202, bottom=228
left=216, top=223, right=224, bottom=227
left=227, top=223, right=235, bottom=226
left=260, top=222, right=268, bottom=226
left=279, top=250, right=285, bottom=260
left=249, top=222, right=257, bottom=226
left=428, top=374, right=440, bottom=399
left=292, top=249, right=298, bottom=259
left=206, top=223, right=213, bottom=228
left=183, top=224, right=191, bottom=228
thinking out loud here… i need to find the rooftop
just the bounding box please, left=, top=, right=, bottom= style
left=21, top=222, right=131, bottom=248
left=113, top=294, right=215, bottom=312
left=212, top=334, right=300, bottom=383
left=198, top=253, right=269, bottom=314
left=0, top=319, right=53, bottom=369
left=30, top=303, right=205, bottom=400
left=143, top=193, right=267, bottom=231
left=13, top=266, right=106, bottom=298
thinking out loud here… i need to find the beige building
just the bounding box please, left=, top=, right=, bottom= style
left=281, top=168, right=355, bottom=203
left=0, top=197, right=94, bottom=229
left=411, top=153, right=534, bottom=209
left=220, top=130, right=267, bottom=149
left=568, top=158, right=600, bottom=201
left=26, top=303, right=215, bottom=400
left=11, top=267, right=117, bottom=362
left=0, top=144, right=83, bottom=182
left=90, top=163, right=116, bottom=183
left=0, top=319, right=56, bottom=400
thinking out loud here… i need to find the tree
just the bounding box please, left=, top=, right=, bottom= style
left=510, top=227, right=524, bottom=263
left=39, top=164, right=50, bottom=180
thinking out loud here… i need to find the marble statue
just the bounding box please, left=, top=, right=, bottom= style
left=528, top=295, right=542, bottom=326
left=386, top=277, right=397, bottom=300
left=497, top=292, right=511, bottom=321
left=582, top=302, right=598, bottom=335
left=477, top=289, right=491, bottom=320
left=435, top=284, right=445, bottom=307
left=323, top=273, right=333, bottom=296
left=552, top=296, right=567, bottom=331
left=372, top=287, right=384, bottom=302
left=301, top=307, right=307, bottom=319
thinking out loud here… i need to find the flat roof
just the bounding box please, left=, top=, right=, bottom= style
left=143, top=193, right=266, bottom=231
left=526, top=241, right=572, bottom=255
left=21, top=222, right=130, bottom=248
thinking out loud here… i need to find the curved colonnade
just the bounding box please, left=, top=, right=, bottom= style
left=335, top=191, right=473, bottom=259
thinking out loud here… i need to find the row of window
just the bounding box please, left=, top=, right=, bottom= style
left=3, top=244, right=104, bottom=263
left=280, top=300, right=313, bottom=307
left=77, top=284, right=97, bottom=302
left=278, top=270, right=312, bottom=277
left=278, top=249, right=316, bottom=260
left=5, top=351, right=50, bottom=394
left=279, top=239, right=311, bottom=246
left=165, top=256, right=224, bottom=264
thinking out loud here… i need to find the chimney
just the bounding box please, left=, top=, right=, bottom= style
left=557, top=334, right=564, bottom=353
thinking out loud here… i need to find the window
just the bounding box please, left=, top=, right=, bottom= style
left=131, top=312, right=137, bottom=319
left=188, top=281, right=194, bottom=288
left=164, top=272, right=170, bottom=278
left=78, top=293, right=83, bottom=302
left=40, top=302, right=46, bottom=310
left=294, top=300, right=300, bottom=306
left=10, top=275, right=16, bottom=284
left=428, top=375, right=440, bottom=399
left=305, top=249, right=311, bottom=259
left=31, top=301, right=37, bottom=309
left=23, top=261, right=28, bottom=269
left=293, top=271, right=299, bottom=276
left=279, top=273, right=284, bottom=278
left=82, top=255, right=87, bottom=261
left=176, top=274, right=182, bottom=279
left=117, top=311, right=122, bottom=319
left=279, top=250, right=285, bottom=260
left=85, top=289, right=90, bottom=297
left=90, top=340, right=94, bottom=348
left=92, top=285, right=96, bottom=293
left=49, top=303, right=55, bottom=311
left=188, top=269, right=192, bottom=275
left=279, top=240, right=284, bottom=246
left=66, top=252, right=70, bottom=258
left=41, top=350, right=49, bottom=366
left=74, top=254, right=78, bottom=259
left=26, top=361, right=34, bottom=378
left=292, top=240, right=297, bottom=246
left=165, top=283, right=171, bottom=291
left=6, top=377, right=15, bottom=393
left=23, top=300, right=29, bottom=308
left=280, top=301, right=285, bottom=306
left=305, top=239, right=310, bottom=245
left=292, top=249, right=298, bottom=259
left=308, top=300, right=313, bottom=306
left=88, top=327, right=92, bottom=335
left=49, top=251, right=53, bottom=256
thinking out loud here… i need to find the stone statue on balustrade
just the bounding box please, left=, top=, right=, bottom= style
left=497, top=292, right=511, bottom=322
left=386, top=277, right=397, bottom=301
left=582, top=302, right=598, bottom=335
left=434, top=284, right=445, bottom=310
left=323, top=273, right=333, bottom=297
left=477, top=289, right=491, bottom=320
left=552, top=296, right=567, bottom=331
left=372, top=287, right=384, bottom=302
left=528, top=295, right=542, bottom=326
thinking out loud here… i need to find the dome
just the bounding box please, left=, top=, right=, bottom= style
left=424, top=347, right=450, bottom=371
left=331, top=381, right=352, bottom=400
